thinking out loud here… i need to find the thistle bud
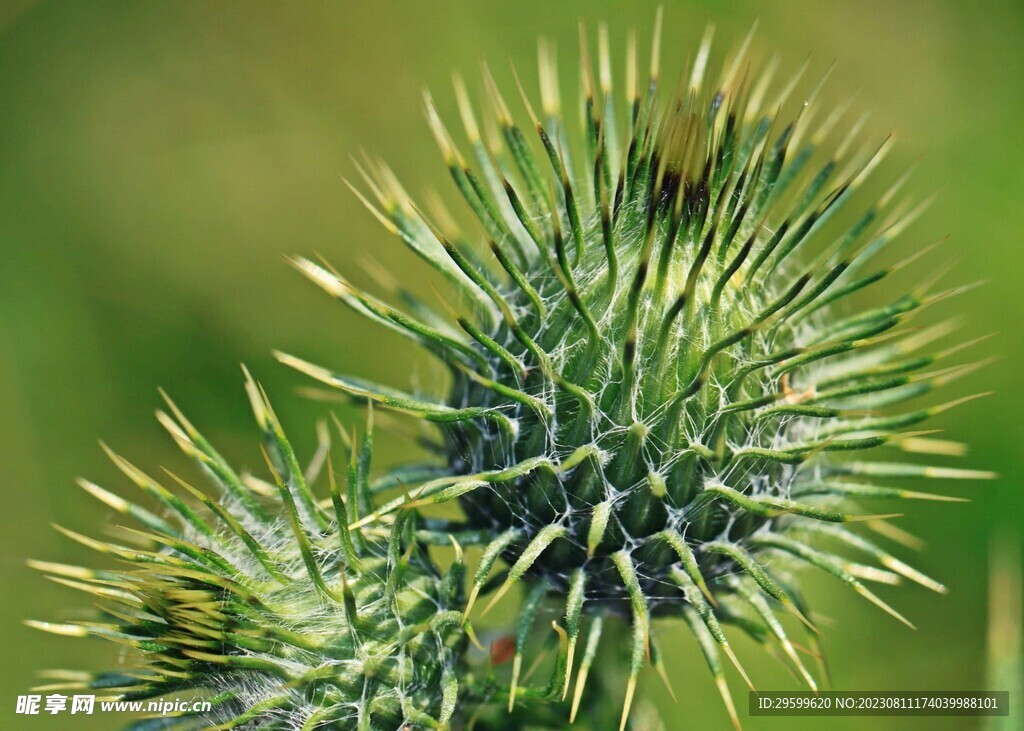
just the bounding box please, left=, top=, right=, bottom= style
left=284, top=13, right=991, bottom=729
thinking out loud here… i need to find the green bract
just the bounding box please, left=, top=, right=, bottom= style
left=282, top=14, right=990, bottom=730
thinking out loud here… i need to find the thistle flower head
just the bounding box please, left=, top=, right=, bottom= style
left=30, top=12, right=993, bottom=731
left=283, top=13, right=991, bottom=728
left=31, top=371, right=471, bottom=730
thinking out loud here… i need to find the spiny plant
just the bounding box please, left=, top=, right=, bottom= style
left=280, top=11, right=992, bottom=729
left=29, top=371, right=485, bottom=730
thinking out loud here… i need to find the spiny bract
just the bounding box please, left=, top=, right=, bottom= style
left=283, top=13, right=991, bottom=730
left=30, top=372, right=471, bottom=731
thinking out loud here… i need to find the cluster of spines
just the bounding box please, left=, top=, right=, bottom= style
left=277, top=10, right=994, bottom=730
left=29, top=370, right=476, bottom=731
left=29, top=9, right=995, bottom=731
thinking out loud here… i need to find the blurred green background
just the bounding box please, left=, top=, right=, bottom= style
left=1, top=1, right=1020, bottom=728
